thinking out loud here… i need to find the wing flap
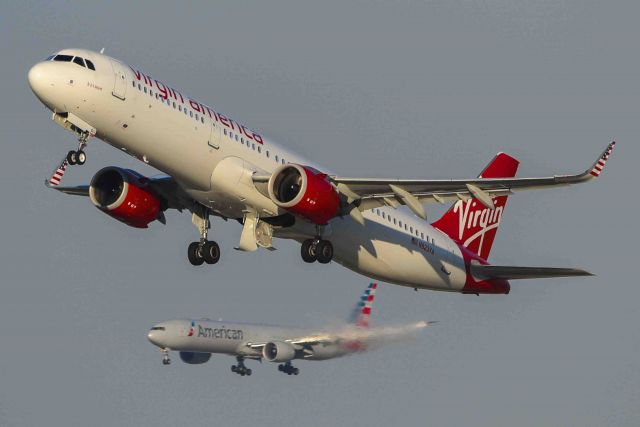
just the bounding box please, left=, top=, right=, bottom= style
left=471, top=264, right=594, bottom=281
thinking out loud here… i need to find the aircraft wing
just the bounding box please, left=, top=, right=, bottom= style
left=45, top=175, right=193, bottom=211
left=246, top=322, right=433, bottom=350
left=330, top=142, right=615, bottom=219
left=471, top=264, right=594, bottom=280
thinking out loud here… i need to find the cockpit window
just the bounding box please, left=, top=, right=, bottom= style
left=85, top=59, right=96, bottom=70
left=46, top=55, right=55, bottom=61
left=73, top=56, right=85, bottom=67
left=150, top=326, right=166, bottom=331
left=53, top=54, right=73, bottom=62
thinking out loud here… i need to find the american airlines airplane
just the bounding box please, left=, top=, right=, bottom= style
left=28, top=49, right=615, bottom=294
left=147, top=283, right=429, bottom=376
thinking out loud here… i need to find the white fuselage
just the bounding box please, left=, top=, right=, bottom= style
left=148, top=319, right=351, bottom=361
left=29, top=48, right=468, bottom=292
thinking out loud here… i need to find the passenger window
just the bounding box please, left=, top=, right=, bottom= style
left=421, top=232, right=424, bottom=239
left=235, top=135, right=239, bottom=141
left=282, top=158, right=285, bottom=164
left=258, top=146, right=262, bottom=153
left=138, top=84, right=142, bottom=90
left=393, top=218, right=397, bottom=225
left=172, top=101, right=176, bottom=108
left=265, top=150, right=269, bottom=157
left=150, top=90, right=153, bottom=97
left=189, top=111, right=193, bottom=117
left=144, top=87, right=147, bottom=94
left=201, top=117, right=205, bottom=124
left=410, top=226, right=413, bottom=233
left=275, top=155, right=279, bottom=162
left=178, top=105, right=182, bottom=112
left=382, top=212, right=386, bottom=219
left=85, top=59, right=96, bottom=70
left=399, top=221, right=402, bottom=228
left=224, top=129, right=227, bottom=136
left=53, top=55, right=73, bottom=62
left=404, top=224, right=408, bottom=231
left=252, top=143, right=255, bottom=150
left=195, top=114, right=199, bottom=121
left=132, top=81, right=136, bottom=88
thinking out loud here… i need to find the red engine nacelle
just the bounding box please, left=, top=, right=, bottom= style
left=89, top=167, right=162, bottom=229
left=267, top=164, right=340, bottom=225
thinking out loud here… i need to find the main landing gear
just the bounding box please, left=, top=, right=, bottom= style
left=65, top=132, right=90, bottom=166
left=231, top=356, right=252, bottom=376
left=278, top=361, right=299, bottom=376
left=161, top=348, right=171, bottom=365
left=188, top=206, right=221, bottom=266
left=301, top=238, right=333, bottom=264
left=187, top=241, right=220, bottom=266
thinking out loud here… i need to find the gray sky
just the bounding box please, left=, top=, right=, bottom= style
left=1, top=1, right=638, bottom=426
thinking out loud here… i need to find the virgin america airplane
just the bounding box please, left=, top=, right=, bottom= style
left=147, top=282, right=429, bottom=376
left=28, top=48, right=615, bottom=295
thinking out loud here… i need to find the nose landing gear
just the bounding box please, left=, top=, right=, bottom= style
left=161, top=348, right=171, bottom=365
left=278, top=361, right=299, bottom=375
left=231, top=356, right=252, bottom=376
left=65, top=132, right=91, bottom=166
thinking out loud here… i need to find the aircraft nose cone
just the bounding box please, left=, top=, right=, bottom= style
left=147, top=330, right=158, bottom=345
left=28, top=63, right=48, bottom=96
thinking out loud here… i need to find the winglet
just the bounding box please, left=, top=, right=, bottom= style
left=588, top=141, right=616, bottom=178
left=46, top=157, right=70, bottom=187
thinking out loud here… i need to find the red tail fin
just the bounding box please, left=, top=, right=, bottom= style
left=431, top=153, right=519, bottom=260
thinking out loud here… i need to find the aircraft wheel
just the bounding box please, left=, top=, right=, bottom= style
left=202, top=241, right=220, bottom=264
left=76, top=150, right=86, bottom=165
left=293, top=368, right=299, bottom=375
left=246, top=369, right=252, bottom=376
left=278, top=364, right=284, bottom=372
left=231, top=365, right=237, bottom=373
left=316, top=240, right=333, bottom=264
left=301, top=239, right=317, bottom=263
left=187, top=242, right=205, bottom=266
left=66, top=150, right=77, bottom=165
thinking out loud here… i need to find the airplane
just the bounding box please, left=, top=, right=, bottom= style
left=28, top=48, right=616, bottom=295
left=147, top=282, right=430, bottom=376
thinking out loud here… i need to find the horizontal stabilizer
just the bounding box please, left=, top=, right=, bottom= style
left=471, top=264, right=594, bottom=280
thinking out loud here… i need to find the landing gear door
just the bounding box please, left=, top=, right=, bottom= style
left=109, top=60, right=128, bottom=100
left=208, top=121, right=221, bottom=149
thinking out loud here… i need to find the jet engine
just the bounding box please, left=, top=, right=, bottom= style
left=179, top=351, right=212, bottom=364
left=89, top=167, right=162, bottom=228
left=262, top=341, right=296, bottom=362
left=267, top=164, right=340, bottom=225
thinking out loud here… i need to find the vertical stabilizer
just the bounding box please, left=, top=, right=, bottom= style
left=431, top=153, right=520, bottom=260
left=349, top=283, right=378, bottom=328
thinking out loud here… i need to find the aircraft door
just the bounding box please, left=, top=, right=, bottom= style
left=208, top=121, right=221, bottom=150
left=109, top=59, right=128, bottom=100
